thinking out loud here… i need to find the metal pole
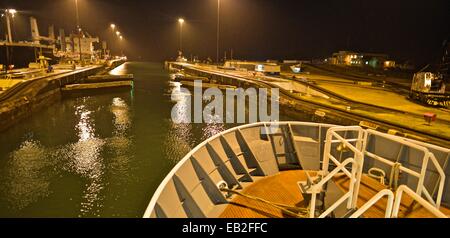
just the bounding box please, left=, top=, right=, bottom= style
left=75, top=0, right=80, bottom=29
left=179, top=22, right=183, bottom=53
left=4, top=11, right=12, bottom=74
left=216, top=0, right=220, bottom=65
left=75, top=0, right=82, bottom=64
left=6, top=13, right=12, bottom=43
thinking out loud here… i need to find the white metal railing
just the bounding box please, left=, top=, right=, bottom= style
left=392, top=185, right=447, bottom=218
left=349, top=189, right=394, bottom=218
left=364, top=129, right=446, bottom=209
left=317, top=126, right=447, bottom=218
left=313, top=157, right=355, bottom=218
left=305, top=126, right=366, bottom=218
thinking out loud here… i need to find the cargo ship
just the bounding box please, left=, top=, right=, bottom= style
left=0, top=41, right=56, bottom=69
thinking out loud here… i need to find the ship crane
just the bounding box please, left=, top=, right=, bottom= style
left=409, top=39, right=450, bottom=107
left=30, top=16, right=55, bottom=44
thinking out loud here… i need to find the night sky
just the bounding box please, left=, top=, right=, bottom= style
left=1, top=0, right=449, bottom=66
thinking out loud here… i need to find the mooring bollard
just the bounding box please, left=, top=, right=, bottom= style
left=423, top=112, right=437, bottom=125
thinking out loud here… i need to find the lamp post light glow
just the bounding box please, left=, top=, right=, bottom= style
left=4, top=9, right=17, bottom=43
left=116, top=31, right=121, bottom=36
left=7, top=9, right=17, bottom=17
left=178, top=18, right=184, bottom=53
left=110, top=23, right=116, bottom=30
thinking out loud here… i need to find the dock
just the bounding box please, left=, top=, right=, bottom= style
left=179, top=80, right=236, bottom=90
left=61, top=80, right=133, bottom=96
left=167, top=62, right=450, bottom=148
left=0, top=60, right=126, bottom=132
left=86, top=74, right=134, bottom=82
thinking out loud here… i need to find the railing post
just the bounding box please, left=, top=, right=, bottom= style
left=322, top=131, right=333, bottom=173
left=416, top=153, right=430, bottom=197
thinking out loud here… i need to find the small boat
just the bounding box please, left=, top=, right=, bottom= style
left=144, top=121, right=450, bottom=218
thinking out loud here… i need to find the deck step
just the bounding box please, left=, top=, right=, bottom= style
left=237, top=174, right=253, bottom=183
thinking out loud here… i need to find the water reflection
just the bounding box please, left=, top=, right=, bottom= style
left=0, top=140, right=54, bottom=211
left=107, top=97, right=133, bottom=184
left=0, top=96, right=135, bottom=217
left=69, top=105, right=105, bottom=217
left=164, top=82, right=229, bottom=162
left=111, top=97, right=131, bottom=135
left=164, top=82, right=193, bottom=163
left=201, top=122, right=226, bottom=141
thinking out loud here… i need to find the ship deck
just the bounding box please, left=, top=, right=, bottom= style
left=219, top=170, right=450, bottom=218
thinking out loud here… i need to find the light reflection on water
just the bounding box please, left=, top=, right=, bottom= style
left=70, top=105, right=105, bottom=217
left=0, top=96, right=133, bottom=217
left=164, top=82, right=194, bottom=163
left=163, top=81, right=229, bottom=163
left=0, top=140, right=54, bottom=211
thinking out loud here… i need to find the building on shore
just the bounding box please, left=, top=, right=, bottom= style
left=328, top=50, right=394, bottom=69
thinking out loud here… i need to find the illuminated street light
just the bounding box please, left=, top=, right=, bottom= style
left=178, top=18, right=184, bottom=53
left=110, top=23, right=116, bottom=30
left=6, top=9, right=17, bottom=15
left=4, top=9, right=18, bottom=43
left=74, top=0, right=82, bottom=64
left=116, top=31, right=121, bottom=36
left=119, top=35, right=123, bottom=40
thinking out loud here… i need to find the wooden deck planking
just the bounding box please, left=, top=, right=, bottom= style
left=220, top=170, right=313, bottom=218
left=219, top=170, right=449, bottom=218
left=333, top=174, right=450, bottom=218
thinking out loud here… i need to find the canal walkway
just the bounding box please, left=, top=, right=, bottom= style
left=0, top=63, right=115, bottom=132
left=171, top=62, right=450, bottom=146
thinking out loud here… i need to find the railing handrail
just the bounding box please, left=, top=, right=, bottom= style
left=392, top=185, right=447, bottom=218
left=318, top=126, right=366, bottom=216
left=364, top=129, right=445, bottom=209
left=349, top=189, right=394, bottom=218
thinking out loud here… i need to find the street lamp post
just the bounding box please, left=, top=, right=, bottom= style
left=2, top=9, right=16, bottom=74
left=119, top=35, right=123, bottom=56
left=178, top=18, right=184, bottom=54
left=74, top=0, right=82, bottom=64
left=216, top=0, right=220, bottom=65
left=110, top=23, right=117, bottom=56
left=4, top=9, right=16, bottom=43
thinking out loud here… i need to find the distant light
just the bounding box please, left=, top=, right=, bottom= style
left=119, top=35, right=123, bottom=40
left=110, top=24, right=116, bottom=29
left=255, top=64, right=264, bottom=72
left=116, top=31, right=120, bottom=36
left=178, top=18, right=185, bottom=24
left=7, top=9, right=17, bottom=14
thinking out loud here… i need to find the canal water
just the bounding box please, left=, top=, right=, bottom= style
left=0, top=62, right=293, bottom=217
